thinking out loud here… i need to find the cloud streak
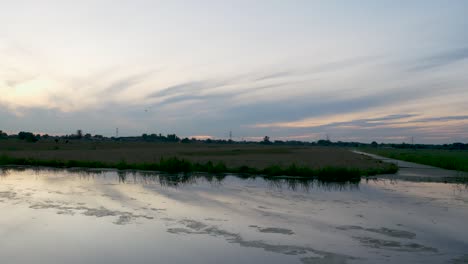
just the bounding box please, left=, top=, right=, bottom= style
left=409, top=47, right=468, bottom=72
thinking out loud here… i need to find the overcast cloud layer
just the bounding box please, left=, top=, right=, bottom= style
left=1, top=0, right=467, bottom=143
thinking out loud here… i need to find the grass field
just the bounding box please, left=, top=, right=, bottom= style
left=0, top=139, right=397, bottom=180
left=361, top=148, right=468, bottom=172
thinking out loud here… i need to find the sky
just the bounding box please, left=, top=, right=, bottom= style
left=1, top=0, right=468, bottom=143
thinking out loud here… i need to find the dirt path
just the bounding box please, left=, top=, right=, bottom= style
left=354, top=151, right=468, bottom=183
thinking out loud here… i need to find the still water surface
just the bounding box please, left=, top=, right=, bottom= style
left=0, top=167, right=467, bottom=264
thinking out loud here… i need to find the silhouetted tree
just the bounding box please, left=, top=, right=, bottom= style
left=166, top=134, right=180, bottom=142
left=317, top=139, right=332, bottom=146
left=0, top=130, right=7, bottom=139
left=18, top=131, right=38, bottom=142
left=76, top=130, right=83, bottom=139
left=261, top=136, right=271, bottom=144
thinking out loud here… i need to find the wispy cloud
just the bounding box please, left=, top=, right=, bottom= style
left=151, top=93, right=234, bottom=107
left=98, top=71, right=155, bottom=96
left=254, top=71, right=292, bottom=82
left=148, top=81, right=210, bottom=98
left=414, top=115, right=468, bottom=122
left=409, top=47, right=468, bottom=72
left=253, top=113, right=417, bottom=129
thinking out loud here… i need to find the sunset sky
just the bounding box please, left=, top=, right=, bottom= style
left=1, top=1, right=467, bottom=143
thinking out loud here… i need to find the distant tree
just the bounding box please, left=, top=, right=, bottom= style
left=371, top=141, right=378, bottom=148
left=18, top=131, right=38, bottom=142
left=18, top=132, right=26, bottom=140
left=84, top=133, right=92, bottom=139
left=181, top=137, right=190, bottom=143
left=317, top=139, right=331, bottom=146
left=261, top=136, right=271, bottom=144
left=76, top=130, right=83, bottom=139
left=0, top=130, right=7, bottom=139
left=452, top=142, right=467, bottom=150
left=167, top=134, right=180, bottom=142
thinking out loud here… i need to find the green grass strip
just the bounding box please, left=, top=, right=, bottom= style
left=362, top=148, right=468, bottom=172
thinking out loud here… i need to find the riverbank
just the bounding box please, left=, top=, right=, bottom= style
left=0, top=140, right=399, bottom=181
left=0, top=154, right=398, bottom=181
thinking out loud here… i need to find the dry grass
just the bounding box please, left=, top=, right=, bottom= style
left=0, top=139, right=388, bottom=170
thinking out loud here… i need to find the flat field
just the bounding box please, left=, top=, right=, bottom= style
left=0, top=139, right=388, bottom=171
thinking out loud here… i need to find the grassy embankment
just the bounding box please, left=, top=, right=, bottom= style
left=0, top=140, right=398, bottom=181
left=0, top=155, right=398, bottom=182
left=362, top=148, right=468, bottom=172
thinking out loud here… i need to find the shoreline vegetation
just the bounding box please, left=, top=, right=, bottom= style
left=0, top=155, right=398, bottom=182
left=0, top=135, right=402, bottom=182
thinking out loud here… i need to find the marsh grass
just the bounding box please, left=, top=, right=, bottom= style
left=0, top=155, right=397, bottom=182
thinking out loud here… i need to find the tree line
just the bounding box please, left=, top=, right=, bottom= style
left=0, top=129, right=466, bottom=150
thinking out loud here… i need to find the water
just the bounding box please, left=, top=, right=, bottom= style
left=0, top=167, right=467, bottom=264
